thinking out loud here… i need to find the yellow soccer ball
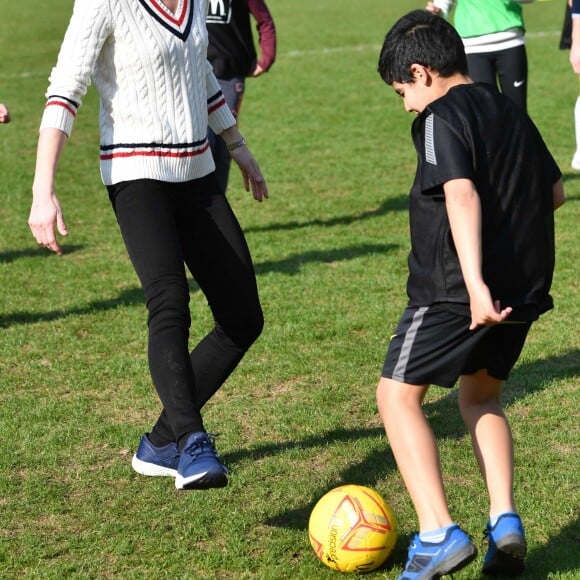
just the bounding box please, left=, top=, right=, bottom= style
left=308, top=484, right=398, bottom=573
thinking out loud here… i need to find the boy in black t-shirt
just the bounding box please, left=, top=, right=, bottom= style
left=376, top=10, right=564, bottom=580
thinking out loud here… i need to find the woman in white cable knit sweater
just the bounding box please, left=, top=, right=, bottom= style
left=29, top=0, right=268, bottom=491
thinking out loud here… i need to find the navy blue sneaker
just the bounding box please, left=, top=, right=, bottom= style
left=398, top=525, right=477, bottom=580
left=175, top=432, right=228, bottom=490
left=132, top=434, right=180, bottom=477
left=483, top=513, right=527, bottom=576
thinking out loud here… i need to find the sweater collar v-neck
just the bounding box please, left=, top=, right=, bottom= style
left=139, top=0, right=193, bottom=41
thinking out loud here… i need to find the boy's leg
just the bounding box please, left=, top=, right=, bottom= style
left=458, top=369, right=516, bottom=517
left=459, top=315, right=532, bottom=520
left=378, top=305, right=491, bottom=531
left=378, top=381, right=477, bottom=579
left=377, top=377, right=452, bottom=532
left=378, top=306, right=485, bottom=577
left=459, top=321, right=532, bottom=575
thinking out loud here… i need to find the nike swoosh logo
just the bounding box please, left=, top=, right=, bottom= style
left=513, top=80, right=525, bottom=87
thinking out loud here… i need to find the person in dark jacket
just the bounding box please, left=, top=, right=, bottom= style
left=207, top=0, right=276, bottom=194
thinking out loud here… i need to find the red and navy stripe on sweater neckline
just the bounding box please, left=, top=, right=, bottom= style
left=138, top=0, right=193, bottom=41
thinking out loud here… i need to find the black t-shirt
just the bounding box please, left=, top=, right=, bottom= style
left=207, top=0, right=257, bottom=79
left=406, top=83, right=561, bottom=315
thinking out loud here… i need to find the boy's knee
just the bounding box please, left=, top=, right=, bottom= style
left=377, top=377, right=428, bottom=409
left=377, top=377, right=401, bottom=403
left=376, top=376, right=391, bottom=400
left=458, top=370, right=504, bottom=406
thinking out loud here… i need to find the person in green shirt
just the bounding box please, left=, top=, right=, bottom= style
left=427, top=0, right=534, bottom=112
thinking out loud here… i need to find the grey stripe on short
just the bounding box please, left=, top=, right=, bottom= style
left=392, top=306, right=428, bottom=380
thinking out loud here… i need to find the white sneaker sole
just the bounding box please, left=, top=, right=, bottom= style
left=175, top=470, right=228, bottom=490
left=132, top=455, right=177, bottom=477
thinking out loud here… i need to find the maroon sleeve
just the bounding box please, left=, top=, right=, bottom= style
left=247, top=0, right=276, bottom=71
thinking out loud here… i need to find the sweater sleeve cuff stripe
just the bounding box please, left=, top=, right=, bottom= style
left=40, top=99, right=77, bottom=136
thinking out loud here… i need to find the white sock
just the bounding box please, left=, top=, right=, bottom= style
left=419, top=523, right=457, bottom=543
left=489, top=511, right=518, bottom=527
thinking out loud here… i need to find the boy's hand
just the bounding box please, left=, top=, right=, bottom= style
left=468, top=283, right=512, bottom=330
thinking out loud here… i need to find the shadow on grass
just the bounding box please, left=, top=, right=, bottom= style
left=239, top=349, right=579, bottom=576
left=244, top=195, right=409, bottom=234
left=0, top=244, right=85, bottom=263
left=0, top=242, right=398, bottom=327
left=0, top=286, right=145, bottom=328
left=525, top=517, right=580, bottom=578
left=254, top=243, right=399, bottom=276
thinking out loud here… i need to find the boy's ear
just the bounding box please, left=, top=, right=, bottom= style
left=410, top=63, right=432, bottom=86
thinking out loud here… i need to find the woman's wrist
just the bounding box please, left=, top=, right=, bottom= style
left=219, top=125, right=247, bottom=151
left=226, top=136, right=247, bottom=151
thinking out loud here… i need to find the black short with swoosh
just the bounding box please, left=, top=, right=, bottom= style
left=381, top=304, right=534, bottom=388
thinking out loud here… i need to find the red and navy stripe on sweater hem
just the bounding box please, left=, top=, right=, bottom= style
left=99, top=139, right=210, bottom=160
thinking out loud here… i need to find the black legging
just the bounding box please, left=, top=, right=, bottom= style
left=108, top=174, right=263, bottom=449
left=467, top=44, right=528, bottom=113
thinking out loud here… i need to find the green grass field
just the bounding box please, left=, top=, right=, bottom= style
left=0, top=0, right=578, bottom=578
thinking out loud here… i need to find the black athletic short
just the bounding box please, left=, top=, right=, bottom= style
left=382, top=304, right=533, bottom=388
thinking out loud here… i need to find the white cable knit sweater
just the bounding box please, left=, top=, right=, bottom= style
left=40, top=0, right=236, bottom=186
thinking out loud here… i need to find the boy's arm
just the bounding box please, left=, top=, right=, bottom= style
left=553, top=178, right=565, bottom=210
left=444, top=178, right=513, bottom=329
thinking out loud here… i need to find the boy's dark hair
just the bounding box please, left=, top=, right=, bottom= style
left=378, top=10, right=468, bottom=85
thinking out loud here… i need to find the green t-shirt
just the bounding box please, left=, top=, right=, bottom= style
left=452, top=0, right=524, bottom=38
